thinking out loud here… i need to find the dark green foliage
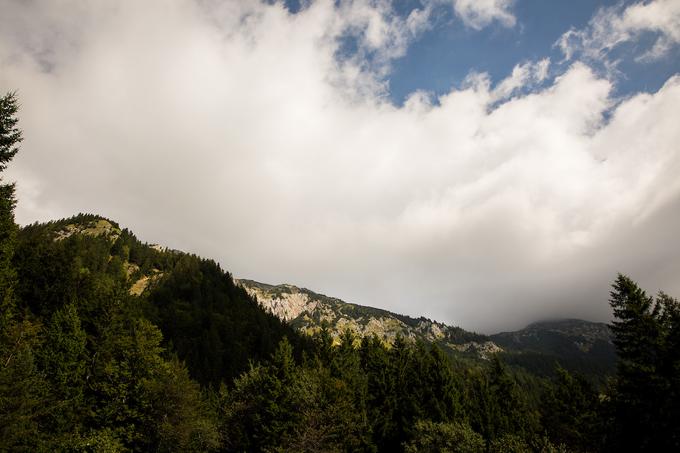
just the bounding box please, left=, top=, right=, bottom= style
left=145, top=255, right=304, bottom=386
left=0, top=92, right=21, bottom=172
left=220, top=334, right=469, bottom=453
left=541, top=367, right=602, bottom=452
left=134, top=355, right=221, bottom=451
left=7, top=219, right=679, bottom=453
left=605, top=274, right=680, bottom=451
left=491, top=319, right=617, bottom=381
left=0, top=181, right=17, bottom=321
left=403, top=420, right=485, bottom=453
left=0, top=91, right=51, bottom=452
left=14, top=218, right=128, bottom=322
left=0, top=91, right=21, bottom=321
left=38, top=303, right=88, bottom=436
left=218, top=332, right=568, bottom=452
left=488, top=434, right=530, bottom=452
left=222, top=337, right=369, bottom=452
left=2, top=204, right=309, bottom=450
left=88, top=316, right=219, bottom=452
left=0, top=319, right=51, bottom=451
left=466, top=356, right=538, bottom=450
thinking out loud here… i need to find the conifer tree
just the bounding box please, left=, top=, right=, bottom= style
left=608, top=274, right=661, bottom=450
left=468, top=356, right=535, bottom=450
left=38, top=303, right=88, bottom=437
left=657, top=292, right=680, bottom=447
left=421, top=344, right=462, bottom=423
left=404, top=419, right=484, bottom=453
left=541, top=367, right=601, bottom=451
left=0, top=91, right=51, bottom=451
left=608, top=275, right=680, bottom=451
left=0, top=91, right=21, bottom=321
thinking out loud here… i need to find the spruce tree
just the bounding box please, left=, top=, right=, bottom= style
left=608, top=274, right=662, bottom=450
left=0, top=91, right=51, bottom=451
left=0, top=92, right=22, bottom=320
left=608, top=275, right=680, bottom=451
left=541, top=367, right=601, bottom=451
left=38, top=303, right=88, bottom=438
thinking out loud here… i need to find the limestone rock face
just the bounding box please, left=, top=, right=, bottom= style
left=450, top=341, right=504, bottom=360
left=54, top=219, right=121, bottom=242
left=129, top=270, right=163, bottom=296
left=244, top=284, right=318, bottom=322
left=236, top=279, right=499, bottom=357
left=50, top=216, right=164, bottom=297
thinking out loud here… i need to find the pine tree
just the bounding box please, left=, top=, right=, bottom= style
left=420, top=344, right=462, bottom=423
left=657, top=292, right=680, bottom=448
left=467, top=356, right=535, bottom=450
left=608, top=274, right=662, bottom=450
left=541, top=367, right=601, bottom=451
left=0, top=91, right=22, bottom=321
left=218, top=338, right=300, bottom=451
left=607, top=275, right=680, bottom=451
left=404, top=420, right=484, bottom=453
left=38, top=303, right=88, bottom=438
left=0, top=91, right=50, bottom=451
left=142, top=356, right=220, bottom=452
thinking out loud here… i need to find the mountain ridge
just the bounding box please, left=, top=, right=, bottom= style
left=237, top=278, right=617, bottom=376
left=22, top=214, right=616, bottom=378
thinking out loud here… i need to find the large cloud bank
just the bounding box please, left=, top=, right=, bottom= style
left=1, top=0, right=679, bottom=332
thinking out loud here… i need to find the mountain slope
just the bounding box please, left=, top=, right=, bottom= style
left=238, top=279, right=617, bottom=377
left=7, top=213, right=618, bottom=451
left=238, top=279, right=499, bottom=358
left=15, top=214, right=306, bottom=386
left=17, top=214, right=615, bottom=380
left=491, top=319, right=617, bottom=378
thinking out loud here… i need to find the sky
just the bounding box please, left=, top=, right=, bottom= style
left=1, top=0, right=679, bottom=333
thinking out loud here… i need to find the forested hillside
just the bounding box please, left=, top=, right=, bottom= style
left=1, top=92, right=679, bottom=451
left=15, top=215, right=307, bottom=386
left=3, top=212, right=307, bottom=449
left=492, top=320, right=616, bottom=381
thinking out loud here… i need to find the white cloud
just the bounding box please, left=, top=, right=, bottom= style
left=452, top=0, right=516, bottom=30
left=557, top=0, right=680, bottom=63
left=329, top=0, right=435, bottom=84
left=491, top=58, right=551, bottom=101
left=1, top=0, right=679, bottom=332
